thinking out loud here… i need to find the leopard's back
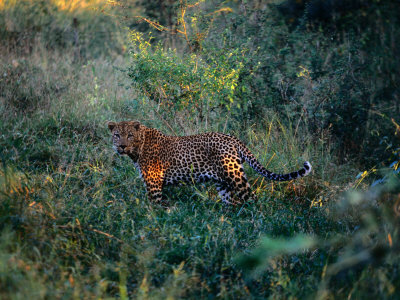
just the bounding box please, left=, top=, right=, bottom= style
left=159, top=132, right=241, bottom=185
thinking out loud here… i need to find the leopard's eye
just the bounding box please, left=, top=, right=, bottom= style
left=114, top=133, right=120, bottom=138
left=128, top=133, right=134, bottom=138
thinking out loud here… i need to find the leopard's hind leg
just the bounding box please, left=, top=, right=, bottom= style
left=216, top=182, right=234, bottom=204
left=218, top=156, right=253, bottom=204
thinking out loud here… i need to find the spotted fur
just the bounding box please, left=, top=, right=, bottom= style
left=108, top=121, right=312, bottom=204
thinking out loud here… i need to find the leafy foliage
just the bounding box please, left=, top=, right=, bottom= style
left=127, top=31, right=246, bottom=131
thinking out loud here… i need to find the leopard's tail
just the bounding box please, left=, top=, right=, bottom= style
left=237, top=142, right=312, bottom=181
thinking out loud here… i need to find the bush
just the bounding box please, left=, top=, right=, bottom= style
left=127, top=31, right=248, bottom=132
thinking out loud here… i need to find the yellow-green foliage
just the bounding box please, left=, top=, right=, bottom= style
left=128, top=30, right=245, bottom=130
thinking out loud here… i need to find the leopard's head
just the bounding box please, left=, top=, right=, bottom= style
left=108, top=121, right=143, bottom=161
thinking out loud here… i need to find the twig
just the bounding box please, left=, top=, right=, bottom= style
left=57, top=224, right=124, bottom=244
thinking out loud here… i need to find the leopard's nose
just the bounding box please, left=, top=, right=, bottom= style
left=120, top=145, right=126, bottom=150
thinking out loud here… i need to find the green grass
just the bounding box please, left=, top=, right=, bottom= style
left=1, top=1, right=400, bottom=299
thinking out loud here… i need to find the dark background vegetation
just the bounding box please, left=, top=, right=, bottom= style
left=0, top=0, right=399, bottom=298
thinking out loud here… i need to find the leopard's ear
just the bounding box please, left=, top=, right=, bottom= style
left=130, top=121, right=141, bottom=130
left=107, top=121, right=116, bottom=131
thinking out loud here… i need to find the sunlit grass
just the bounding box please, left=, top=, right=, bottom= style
left=0, top=0, right=111, bottom=11
left=53, top=0, right=108, bottom=12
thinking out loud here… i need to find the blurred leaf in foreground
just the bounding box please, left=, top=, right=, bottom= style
left=236, top=235, right=316, bottom=278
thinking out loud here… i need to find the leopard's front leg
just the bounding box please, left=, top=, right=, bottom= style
left=141, top=164, right=165, bottom=204
left=144, top=179, right=163, bottom=203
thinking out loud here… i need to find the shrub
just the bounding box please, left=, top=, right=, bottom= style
left=127, top=30, right=248, bottom=132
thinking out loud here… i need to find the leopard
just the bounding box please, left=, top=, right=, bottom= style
left=108, top=121, right=312, bottom=205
